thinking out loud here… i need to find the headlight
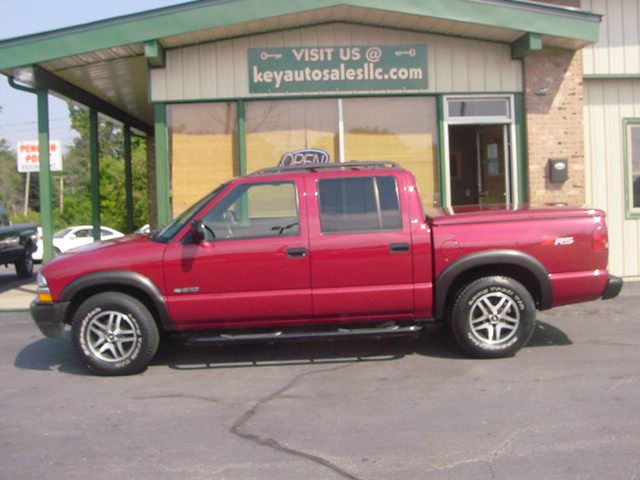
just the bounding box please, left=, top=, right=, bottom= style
left=37, top=272, right=48, bottom=289
left=36, top=272, right=52, bottom=303
left=0, top=236, right=19, bottom=246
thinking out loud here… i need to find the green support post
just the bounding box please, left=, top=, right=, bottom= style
left=154, top=103, right=171, bottom=226
left=437, top=95, right=448, bottom=208
left=89, top=108, right=101, bottom=241
left=237, top=100, right=247, bottom=176
left=514, top=93, right=529, bottom=204
left=37, top=88, right=54, bottom=262
left=124, top=125, right=134, bottom=233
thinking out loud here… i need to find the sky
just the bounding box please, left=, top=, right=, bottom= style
left=0, top=0, right=194, bottom=150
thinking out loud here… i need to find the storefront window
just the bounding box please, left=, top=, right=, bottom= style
left=342, top=97, right=439, bottom=209
left=626, top=122, right=640, bottom=214
left=168, top=97, right=439, bottom=217
left=246, top=99, right=339, bottom=172
left=168, top=103, right=237, bottom=216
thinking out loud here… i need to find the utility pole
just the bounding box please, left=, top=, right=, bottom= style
left=59, top=177, right=64, bottom=213
left=23, top=172, right=30, bottom=215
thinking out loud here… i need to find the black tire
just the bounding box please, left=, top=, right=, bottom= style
left=53, top=247, right=61, bottom=256
left=71, top=292, right=160, bottom=376
left=15, top=251, right=34, bottom=278
left=449, top=276, right=536, bottom=359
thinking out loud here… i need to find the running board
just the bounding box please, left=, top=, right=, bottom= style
left=181, top=324, right=423, bottom=345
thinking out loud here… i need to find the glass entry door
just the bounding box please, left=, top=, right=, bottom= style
left=477, top=125, right=510, bottom=205
left=444, top=95, right=516, bottom=207
left=448, top=124, right=510, bottom=206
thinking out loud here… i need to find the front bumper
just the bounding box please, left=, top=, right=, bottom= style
left=602, top=275, right=623, bottom=300
left=30, top=300, right=70, bottom=338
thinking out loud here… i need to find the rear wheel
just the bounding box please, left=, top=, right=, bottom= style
left=15, top=251, right=34, bottom=278
left=449, top=276, right=536, bottom=358
left=71, top=292, right=159, bottom=376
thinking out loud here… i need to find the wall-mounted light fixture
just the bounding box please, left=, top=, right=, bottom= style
left=13, top=66, right=37, bottom=87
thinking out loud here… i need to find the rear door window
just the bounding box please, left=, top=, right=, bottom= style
left=317, top=176, right=402, bottom=234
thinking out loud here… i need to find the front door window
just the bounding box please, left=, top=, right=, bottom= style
left=201, top=181, right=299, bottom=240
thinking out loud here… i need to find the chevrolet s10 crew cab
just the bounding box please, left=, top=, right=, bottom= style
left=30, top=162, right=623, bottom=375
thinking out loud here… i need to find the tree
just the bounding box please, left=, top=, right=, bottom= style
left=0, top=104, right=25, bottom=214
left=56, top=104, right=148, bottom=232
left=0, top=139, right=24, bottom=215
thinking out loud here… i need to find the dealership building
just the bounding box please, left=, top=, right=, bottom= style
left=0, top=0, right=638, bottom=277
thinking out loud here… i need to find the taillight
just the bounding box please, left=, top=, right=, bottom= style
left=592, top=219, right=608, bottom=251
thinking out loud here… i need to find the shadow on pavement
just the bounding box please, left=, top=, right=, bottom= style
left=155, top=321, right=573, bottom=371
left=527, top=321, right=573, bottom=348
left=13, top=321, right=573, bottom=376
left=0, top=271, right=36, bottom=295
left=14, top=335, right=86, bottom=375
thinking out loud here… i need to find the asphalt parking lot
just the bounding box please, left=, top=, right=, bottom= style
left=0, top=279, right=638, bottom=480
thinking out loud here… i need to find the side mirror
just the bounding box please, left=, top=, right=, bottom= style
left=190, top=220, right=205, bottom=244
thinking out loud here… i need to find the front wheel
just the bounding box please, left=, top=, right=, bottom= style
left=71, top=292, right=159, bottom=375
left=15, top=251, right=34, bottom=278
left=449, top=276, right=536, bottom=358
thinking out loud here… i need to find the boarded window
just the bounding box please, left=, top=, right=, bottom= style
left=168, top=103, right=237, bottom=217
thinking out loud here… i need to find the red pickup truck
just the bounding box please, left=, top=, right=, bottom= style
left=30, top=162, right=622, bottom=375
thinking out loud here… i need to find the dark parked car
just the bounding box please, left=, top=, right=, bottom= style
left=0, top=202, right=36, bottom=278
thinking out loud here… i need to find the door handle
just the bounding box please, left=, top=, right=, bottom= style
left=286, top=247, right=307, bottom=258
left=389, top=243, right=410, bottom=253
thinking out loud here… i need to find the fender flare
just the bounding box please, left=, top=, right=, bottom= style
left=434, top=249, right=552, bottom=319
left=59, top=270, right=174, bottom=330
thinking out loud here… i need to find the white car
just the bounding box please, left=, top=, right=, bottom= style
left=134, top=224, right=151, bottom=235
left=35, top=225, right=124, bottom=257
left=33, top=227, right=44, bottom=262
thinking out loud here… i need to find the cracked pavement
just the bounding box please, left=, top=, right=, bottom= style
left=1, top=281, right=640, bottom=480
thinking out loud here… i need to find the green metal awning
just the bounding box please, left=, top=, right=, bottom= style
left=0, top=0, right=600, bottom=126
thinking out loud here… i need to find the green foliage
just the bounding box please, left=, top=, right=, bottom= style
left=8, top=210, right=40, bottom=226
left=57, top=104, right=148, bottom=232
left=0, top=139, right=24, bottom=214
left=2, top=104, right=148, bottom=232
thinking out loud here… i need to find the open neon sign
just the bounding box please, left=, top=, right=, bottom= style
left=279, top=148, right=330, bottom=167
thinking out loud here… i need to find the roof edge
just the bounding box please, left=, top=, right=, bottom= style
left=0, top=0, right=601, bottom=71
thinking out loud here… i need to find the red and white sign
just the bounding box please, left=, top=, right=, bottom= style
left=16, top=141, right=63, bottom=173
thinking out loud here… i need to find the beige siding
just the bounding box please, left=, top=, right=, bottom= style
left=582, top=0, right=640, bottom=75
left=150, top=23, right=522, bottom=101
left=584, top=79, right=640, bottom=276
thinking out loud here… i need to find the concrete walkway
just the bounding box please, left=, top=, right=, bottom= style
left=0, top=264, right=39, bottom=311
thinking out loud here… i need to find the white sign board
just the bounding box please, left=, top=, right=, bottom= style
left=16, top=141, right=63, bottom=173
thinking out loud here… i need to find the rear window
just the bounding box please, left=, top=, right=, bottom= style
left=54, top=228, right=73, bottom=238
left=318, top=176, right=402, bottom=234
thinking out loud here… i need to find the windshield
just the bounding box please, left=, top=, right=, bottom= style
left=151, top=182, right=230, bottom=243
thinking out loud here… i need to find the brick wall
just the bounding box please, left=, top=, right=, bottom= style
left=522, top=0, right=585, bottom=207
left=524, top=48, right=584, bottom=206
